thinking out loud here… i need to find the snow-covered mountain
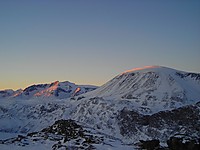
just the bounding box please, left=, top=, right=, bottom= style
left=0, top=81, right=98, bottom=100
left=0, top=66, right=200, bottom=149
left=71, top=66, right=200, bottom=144
left=82, top=66, right=200, bottom=113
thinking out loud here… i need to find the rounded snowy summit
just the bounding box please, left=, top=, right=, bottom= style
left=121, top=65, right=181, bottom=75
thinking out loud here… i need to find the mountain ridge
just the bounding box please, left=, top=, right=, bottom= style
left=0, top=80, right=98, bottom=99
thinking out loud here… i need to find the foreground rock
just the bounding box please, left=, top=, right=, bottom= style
left=0, top=119, right=134, bottom=150
left=0, top=119, right=104, bottom=149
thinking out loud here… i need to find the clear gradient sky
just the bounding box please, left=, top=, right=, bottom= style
left=0, top=0, right=200, bottom=90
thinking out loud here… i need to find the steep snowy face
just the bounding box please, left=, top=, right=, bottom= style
left=0, top=81, right=98, bottom=100
left=83, top=66, right=200, bottom=113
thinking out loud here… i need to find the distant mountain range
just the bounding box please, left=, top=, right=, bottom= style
left=0, top=66, right=200, bottom=150
left=0, top=81, right=98, bottom=99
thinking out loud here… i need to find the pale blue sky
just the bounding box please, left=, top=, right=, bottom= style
left=0, top=0, right=200, bottom=90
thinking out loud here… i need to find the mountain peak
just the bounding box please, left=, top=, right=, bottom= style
left=121, top=66, right=173, bottom=75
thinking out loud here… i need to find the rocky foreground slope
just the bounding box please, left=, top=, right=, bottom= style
left=0, top=66, right=200, bottom=149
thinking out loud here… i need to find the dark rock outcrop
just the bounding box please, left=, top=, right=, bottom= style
left=139, top=139, right=160, bottom=150
left=117, top=104, right=200, bottom=141
left=167, top=136, right=200, bottom=150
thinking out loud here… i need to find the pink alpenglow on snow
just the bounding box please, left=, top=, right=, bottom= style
left=121, top=66, right=161, bottom=75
